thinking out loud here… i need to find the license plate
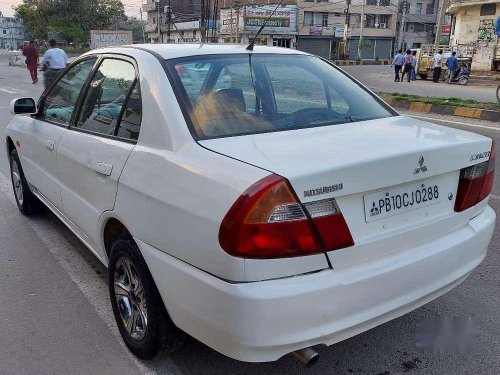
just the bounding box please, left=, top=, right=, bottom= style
left=364, top=180, right=441, bottom=222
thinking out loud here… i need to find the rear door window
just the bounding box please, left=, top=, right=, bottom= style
left=75, top=58, right=139, bottom=140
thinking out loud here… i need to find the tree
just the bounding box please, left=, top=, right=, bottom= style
left=14, top=0, right=127, bottom=41
left=122, top=17, right=146, bottom=43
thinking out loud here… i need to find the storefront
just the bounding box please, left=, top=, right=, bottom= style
left=219, top=5, right=298, bottom=48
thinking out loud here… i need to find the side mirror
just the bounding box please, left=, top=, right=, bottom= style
left=10, top=97, right=37, bottom=115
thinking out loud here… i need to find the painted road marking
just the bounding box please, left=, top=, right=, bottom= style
left=0, top=88, right=18, bottom=94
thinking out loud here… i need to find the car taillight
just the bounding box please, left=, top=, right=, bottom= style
left=455, top=141, right=495, bottom=212
left=219, top=175, right=354, bottom=259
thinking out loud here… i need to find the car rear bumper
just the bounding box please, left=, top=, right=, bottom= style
left=137, top=205, right=495, bottom=362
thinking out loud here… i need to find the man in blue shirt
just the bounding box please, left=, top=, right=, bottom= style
left=391, top=49, right=405, bottom=82
left=446, top=51, right=458, bottom=83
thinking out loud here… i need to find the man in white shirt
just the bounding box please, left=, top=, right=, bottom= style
left=432, top=49, right=443, bottom=83
left=40, top=39, right=68, bottom=89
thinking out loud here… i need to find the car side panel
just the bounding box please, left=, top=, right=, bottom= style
left=7, top=115, right=66, bottom=210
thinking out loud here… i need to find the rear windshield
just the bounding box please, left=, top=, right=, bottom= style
left=166, top=54, right=393, bottom=140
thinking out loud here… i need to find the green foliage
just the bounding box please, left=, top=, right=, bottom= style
left=49, top=19, right=87, bottom=43
left=14, top=0, right=127, bottom=41
left=386, top=93, right=500, bottom=110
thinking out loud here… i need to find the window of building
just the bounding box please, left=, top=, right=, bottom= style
left=414, top=23, right=424, bottom=32
left=366, top=14, right=376, bottom=28
left=378, top=14, right=389, bottom=27
left=76, top=59, right=138, bottom=140
left=426, top=3, right=434, bottom=14
left=367, top=0, right=377, bottom=5
left=334, top=12, right=341, bottom=17
left=304, top=11, right=313, bottom=26
left=480, top=4, right=496, bottom=16
left=379, top=0, right=390, bottom=5
left=322, top=12, right=329, bottom=27
left=412, top=43, right=422, bottom=49
left=2, top=30, right=5, bottom=35
left=415, top=3, right=422, bottom=14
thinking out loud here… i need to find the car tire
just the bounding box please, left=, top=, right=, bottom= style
left=9, top=149, right=44, bottom=215
left=108, top=238, right=186, bottom=360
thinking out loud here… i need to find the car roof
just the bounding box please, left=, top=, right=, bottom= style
left=98, top=43, right=311, bottom=60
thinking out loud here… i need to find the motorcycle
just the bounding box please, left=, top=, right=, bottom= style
left=445, top=63, right=470, bottom=85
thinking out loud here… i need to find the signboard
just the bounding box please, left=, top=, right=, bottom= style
left=244, top=5, right=297, bottom=35
left=90, top=30, right=133, bottom=49
left=309, top=26, right=323, bottom=35
left=477, top=19, right=495, bottom=41
left=335, top=26, right=352, bottom=38
left=220, top=8, right=244, bottom=34
left=441, top=25, right=451, bottom=35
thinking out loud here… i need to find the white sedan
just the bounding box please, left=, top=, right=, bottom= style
left=5, top=44, right=495, bottom=365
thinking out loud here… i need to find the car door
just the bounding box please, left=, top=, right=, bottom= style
left=56, top=55, right=142, bottom=250
left=17, top=57, right=98, bottom=210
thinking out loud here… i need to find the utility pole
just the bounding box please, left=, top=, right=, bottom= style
left=397, top=0, right=408, bottom=51
left=235, top=0, right=240, bottom=43
left=156, top=0, right=161, bottom=43
left=140, top=7, right=146, bottom=43
left=434, top=0, right=446, bottom=45
left=201, top=0, right=206, bottom=42
left=343, top=0, right=351, bottom=58
left=358, top=0, right=365, bottom=60
left=166, top=0, right=171, bottom=43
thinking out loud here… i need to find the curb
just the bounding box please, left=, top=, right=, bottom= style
left=380, top=94, right=500, bottom=122
left=334, top=59, right=392, bottom=66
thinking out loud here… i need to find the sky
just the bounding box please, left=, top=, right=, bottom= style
left=0, top=0, right=144, bottom=18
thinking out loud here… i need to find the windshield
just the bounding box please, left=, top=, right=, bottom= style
left=167, top=54, right=394, bottom=140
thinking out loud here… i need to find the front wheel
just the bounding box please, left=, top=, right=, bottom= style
left=9, top=149, right=44, bottom=215
left=458, top=76, right=469, bottom=85
left=496, top=85, right=500, bottom=103
left=109, top=238, right=186, bottom=360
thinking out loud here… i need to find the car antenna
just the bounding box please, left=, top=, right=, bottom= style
left=246, top=0, right=285, bottom=51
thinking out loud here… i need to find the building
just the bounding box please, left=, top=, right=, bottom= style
left=219, top=1, right=298, bottom=47
left=296, top=0, right=397, bottom=60
left=398, top=0, right=440, bottom=50
left=447, top=0, right=500, bottom=71
left=143, top=0, right=202, bottom=43
left=0, top=12, right=25, bottom=50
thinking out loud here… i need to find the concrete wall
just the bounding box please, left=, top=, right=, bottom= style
left=449, top=2, right=499, bottom=71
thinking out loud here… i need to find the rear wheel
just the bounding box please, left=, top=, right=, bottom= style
left=109, top=238, right=186, bottom=360
left=458, top=76, right=468, bottom=85
left=9, top=149, right=44, bottom=215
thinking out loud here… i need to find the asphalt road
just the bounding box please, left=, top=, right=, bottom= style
left=0, top=62, right=499, bottom=375
left=341, top=65, right=499, bottom=103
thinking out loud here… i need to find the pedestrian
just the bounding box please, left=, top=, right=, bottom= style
left=401, top=49, right=413, bottom=82
left=40, top=39, right=68, bottom=89
left=22, top=40, right=39, bottom=84
left=391, top=49, right=404, bottom=82
left=411, top=50, right=417, bottom=81
left=446, top=51, right=458, bottom=83
left=432, top=49, right=443, bottom=83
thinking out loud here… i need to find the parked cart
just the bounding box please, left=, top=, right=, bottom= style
left=415, top=44, right=473, bottom=80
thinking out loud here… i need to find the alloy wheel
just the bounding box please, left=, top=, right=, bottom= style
left=114, top=257, right=148, bottom=341
left=11, top=159, right=23, bottom=206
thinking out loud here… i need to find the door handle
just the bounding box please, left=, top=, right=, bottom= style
left=93, top=162, right=113, bottom=177
left=45, top=140, right=55, bottom=151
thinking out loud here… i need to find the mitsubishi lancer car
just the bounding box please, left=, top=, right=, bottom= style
left=5, top=44, right=495, bottom=364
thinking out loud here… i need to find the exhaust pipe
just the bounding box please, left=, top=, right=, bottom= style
left=292, top=347, right=320, bottom=367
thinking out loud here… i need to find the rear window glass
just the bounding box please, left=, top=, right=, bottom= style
left=167, top=54, right=393, bottom=140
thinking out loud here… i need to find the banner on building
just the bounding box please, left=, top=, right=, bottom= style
left=244, top=5, right=297, bottom=35
left=220, top=8, right=244, bottom=34
left=310, top=26, right=323, bottom=35
left=441, top=25, right=451, bottom=35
